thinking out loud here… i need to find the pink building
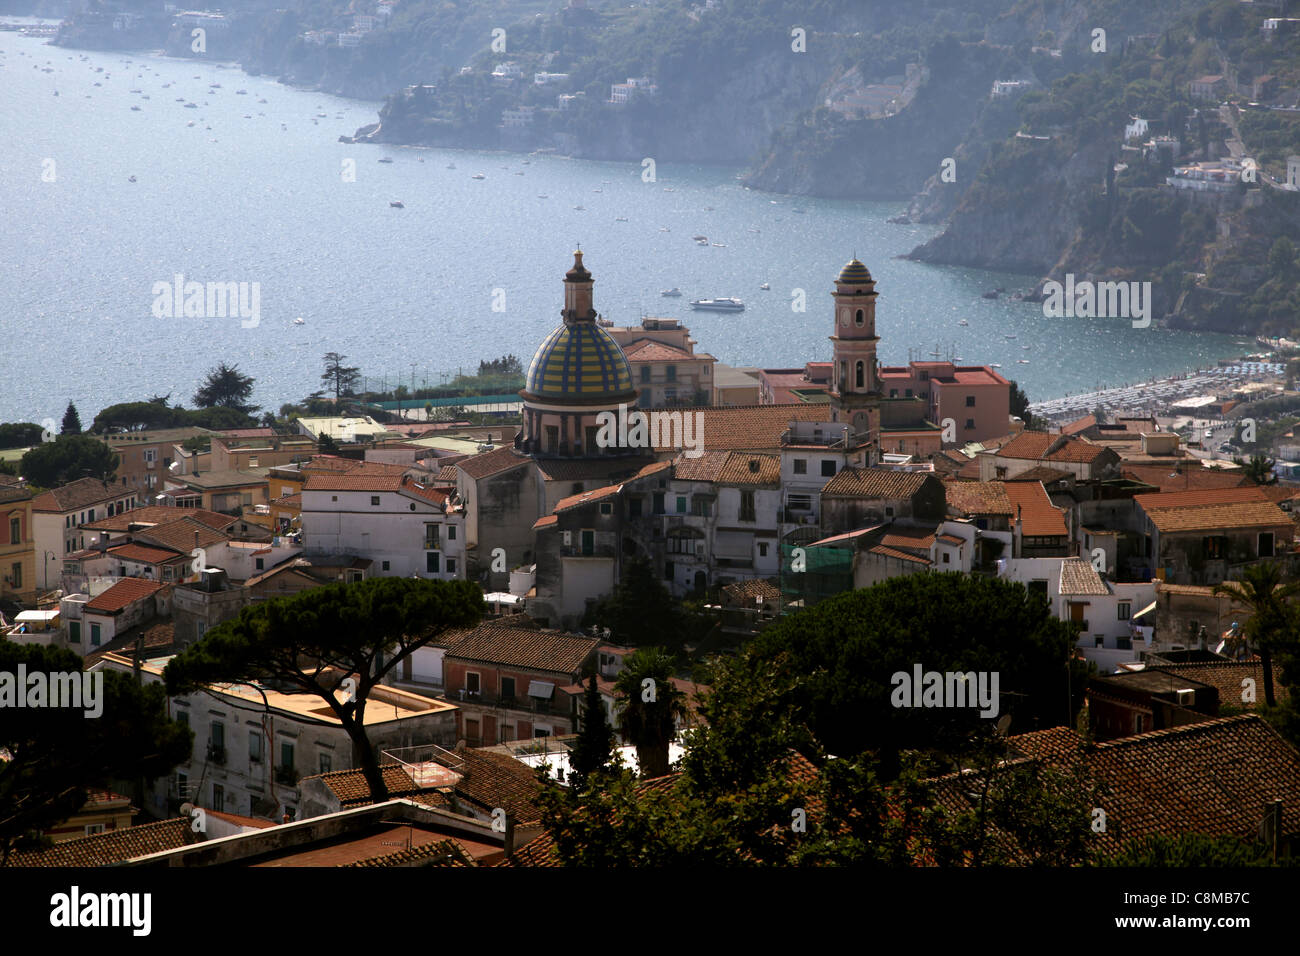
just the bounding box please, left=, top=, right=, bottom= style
left=877, top=361, right=1011, bottom=445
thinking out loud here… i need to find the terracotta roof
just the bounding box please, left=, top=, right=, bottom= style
left=673, top=451, right=781, bottom=485
left=343, top=837, right=478, bottom=868
left=457, top=446, right=531, bottom=479
left=1133, top=486, right=1266, bottom=510
left=7, top=818, right=191, bottom=867
left=84, top=619, right=178, bottom=666
left=30, top=477, right=125, bottom=513
left=305, top=473, right=404, bottom=492
left=312, top=764, right=445, bottom=807
left=944, top=480, right=1013, bottom=516
left=107, top=542, right=182, bottom=564
left=1120, top=464, right=1249, bottom=493
left=1044, top=439, right=1109, bottom=464
left=878, top=525, right=937, bottom=551
left=652, top=404, right=827, bottom=453
left=84, top=577, right=166, bottom=614
left=82, top=505, right=236, bottom=533
left=133, top=516, right=230, bottom=552
left=868, top=544, right=931, bottom=565
left=1143, top=500, right=1291, bottom=534
left=1061, top=415, right=1096, bottom=435
left=1003, top=481, right=1068, bottom=536
left=400, top=477, right=448, bottom=505
left=436, top=465, right=460, bottom=483
left=1059, top=558, right=1109, bottom=596
left=443, top=622, right=599, bottom=674
left=274, top=492, right=302, bottom=508
left=622, top=339, right=694, bottom=362
left=1006, top=466, right=1072, bottom=483
left=720, top=578, right=781, bottom=604
left=994, top=431, right=1056, bottom=461
left=454, top=746, right=545, bottom=824
left=553, top=482, right=624, bottom=514
left=533, top=515, right=558, bottom=530
left=821, top=467, right=931, bottom=499
left=1008, top=715, right=1300, bottom=854
left=1145, top=661, right=1290, bottom=708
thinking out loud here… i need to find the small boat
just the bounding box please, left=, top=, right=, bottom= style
left=990, top=363, right=1002, bottom=369
left=574, top=205, right=585, bottom=210
left=615, top=217, right=628, bottom=222
left=692, top=234, right=707, bottom=241
left=187, top=120, right=194, bottom=126
left=982, top=291, right=999, bottom=299
left=316, top=112, right=327, bottom=118
left=958, top=319, right=969, bottom=326
left=659, top=227, right=670, bottom=232
left=1004, top=334, right=1016, bottom=339
left=390, top=200, right=404, bottom=208
left=759, top=283, right=770, bottom=290
left=537, top=194, right=548, bottom=199
left=236, top=89, right=247, bottom=94
left=258, top=98, right=267, bottom=103
left=210, top=83, right=221, bottom=88
left=592, top=187, right=601, bottom=192
left=690, top=297, right=745, bottom=312
left=130, top=88, right=141, bottom=93
left=175, top=97, right=186, bottom=102
left=696, top=239, right=708, bottom=246
left=471, top=173, right=485, bottom=179
left=128, top=175, right=137, bottom=182
left=293, top=317, right=305, bottom=325
left=514, top=171, right=524, bottom=175
left=663, top=186, right=675, bottom=192
left=711, top=242, right=726, bottom=247
left=1022, top=345, right=1031, bottom=350
left=184, top=102, right=197, bottom=108
left=1017, top=359, right=1030, bottom=364
left=378, top=157, right=394, bottom=163
left=131, top=105, right=141, bottom=110
left=661, top=288, right=682, bottom=297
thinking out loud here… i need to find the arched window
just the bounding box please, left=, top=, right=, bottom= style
left=855, top=309, right=864, bottom=326
left=855, top=361, right=864, bottom=388
left=840, top=362, right=847, bottom=389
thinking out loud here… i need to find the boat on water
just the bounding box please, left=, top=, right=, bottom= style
left=183, top=102, right=196, bottom=108
left=574, top=205, right=585, bottom=210
left=695, top=239, right=708, bottom=246
left=1004, top=334, right=1016, bottom=339
left=760, top=283, right=770, bottom=290
left=690, top=297, right=745, bottom=312
left=187, top=121, right=194, bottom=126
left=131, top=105, right=141, bottom=111
left=990, top=363, right=1002, bottom=368
left=390, top=200, right=404, bottom=208
left=293, top=317, right=305, bottom=325
left=1017, top=359, right=1030, bottom=364
left=958, top=319, right=969, bottom=326
left=236, top=89, right=247, bottom=95
left=661, top=288, right=682, bottom=297
left=128, top=175, right=136, bottom=182
left=378, top=157, right=394, bottom=164
left=615, top=217, right=628, bottom=222
left=711, top=242, right=727, bottom=247
left=1022, top=345, right=1031, bottom=350
left=692, top=235, right=708, bottom=241
left=538, top=194, right=548, bottom=199
left=471, top=173, right=485, bottom=179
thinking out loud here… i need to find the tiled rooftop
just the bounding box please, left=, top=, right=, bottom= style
left=84, top=577, right=166, bottom=613
left=821, top=466, right=931, bottom=499
left=443, top=621, right=599, bottom=674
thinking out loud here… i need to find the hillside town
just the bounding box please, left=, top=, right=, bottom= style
left=2, top=251, right=1298, bottom=870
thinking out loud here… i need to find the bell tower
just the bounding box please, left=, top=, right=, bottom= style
left=828, top=258, right=881, bottom=441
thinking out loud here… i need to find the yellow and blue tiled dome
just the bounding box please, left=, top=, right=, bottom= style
left=836, top=258, right=874, bottom=284
left=525, top=322, right=635, bottom=401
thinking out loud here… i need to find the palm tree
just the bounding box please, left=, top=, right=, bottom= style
left=1213, top=563, right=1300, bottom=707
left=613, top=647, right=687, bottom=779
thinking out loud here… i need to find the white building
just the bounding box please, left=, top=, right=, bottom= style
left=92, top=651, right=459, bottom=822
left=32, top=478, right=142, bottom=590
left=1287, top=155, right=1300, bottom=189
left=1124, top=116, right=1149, bottom=141
left=301, top=472, right=466, bottom=580
left=534, top=72, right=570, bottom=86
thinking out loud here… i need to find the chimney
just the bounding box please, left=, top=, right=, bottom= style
left=503, top=812, right=515, bottom=859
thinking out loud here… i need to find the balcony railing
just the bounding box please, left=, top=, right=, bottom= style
left=206, top=744, right=227, bottom=766
left=454, top=688, right=557, bottom=715
left=275, top=765, right=299, bottom=786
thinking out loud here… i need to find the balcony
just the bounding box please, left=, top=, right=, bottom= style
left=780, top=427, right=868, bottom=449
left=454, top=688, right=556, bottom=715
left=206, top=744, right=227, bottom=766
left=275, top=765, right=299, bottom=787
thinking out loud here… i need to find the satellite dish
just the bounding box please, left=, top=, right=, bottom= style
left=168, top=460, right=180, bottom=472
left=995, top=714, right=1012, bottom=737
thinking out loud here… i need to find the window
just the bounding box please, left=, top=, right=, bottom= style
left=581, top=529, right=594, bottom=556
left=10, top=563, right=19, bottom=589
left=855, top=362, right=864, bottom=389
left=9, top=517, right=18, bottom=545
left=584, top=425, right=598, bottom=451
left=212, top=784, right=224, bottom=812
left=545, top=426, right=559, bottom=452
left=1203, top=536, right=1226, bottom=559
left=885, top=506, right=894, bottom=517
left=965, top=395, right=976, bottom=407
left=966, top=419, right=975, bottom=430
left=855, top=308, right=864, bottom=326
left=248, top=456, right=259, bottom=468
left=676, top=496, right=687, bottom=513
left=629, top=497, right=643, bottom=518
left=426, top=552, right=440, bottom=573
left=640, top=366, right=650, bottom=383
left=448, top=526, right=456, bottom=540
left=85, top=823, right=105, bottom=836
left=1118, top=602, right=1131, bottom=621
left=425, top=524, right=440, bottom=549
left=758, top=542, right=768, bottom=557
left=68, top=621, right=80, bottom=644
left=740, top=490, right=756, bottom=522
left=90, top=622, right=101, bottom=646
left=466, top=672, right=481, bottom=695
left=331, top=495, right=338, bottom=502
left=942, top=552, right=950, bottom=564
left=599, top=502, right=612, bottom=515
left=255, top=558, right=264, bottom=570
left=691, top=498, right=711, bottom=517
left=370, top=496, right=381, bottom=506
left=793, top=459, right=807, bottom=475
left=280, top=741, right=295, bottom=773
left=666, top=365, right=677, bottom=382
left=905, top=389, right=913, bottom=399
left=447, top=559, right=456, bottom=574
left=653, top=493, right=665, bottom=515
left=788, top=494, right=812, bottom=511
left=501, top=677, right=516, bottom=701
left=175, top=710, right=188, bottom=728
left=382, top=560, right=390, bottom=571
left=820, top=460, right=836, bottom=477
left=1259, top=532, right=1275, bottom=557
left=143, top=448, right=156, bottom=463
left=319, top=752, right=332, bottom=774
left=249, top=730, right=263, bottom=764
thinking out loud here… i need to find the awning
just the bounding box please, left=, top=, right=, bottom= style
left=1132, top=600, right=1158, bottom=621
left=527, top=680, right=554, bottom=699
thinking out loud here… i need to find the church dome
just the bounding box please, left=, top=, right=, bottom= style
left=524, top=322, right=635, bottom=403
left=836, top=258, right=873, bottom=284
